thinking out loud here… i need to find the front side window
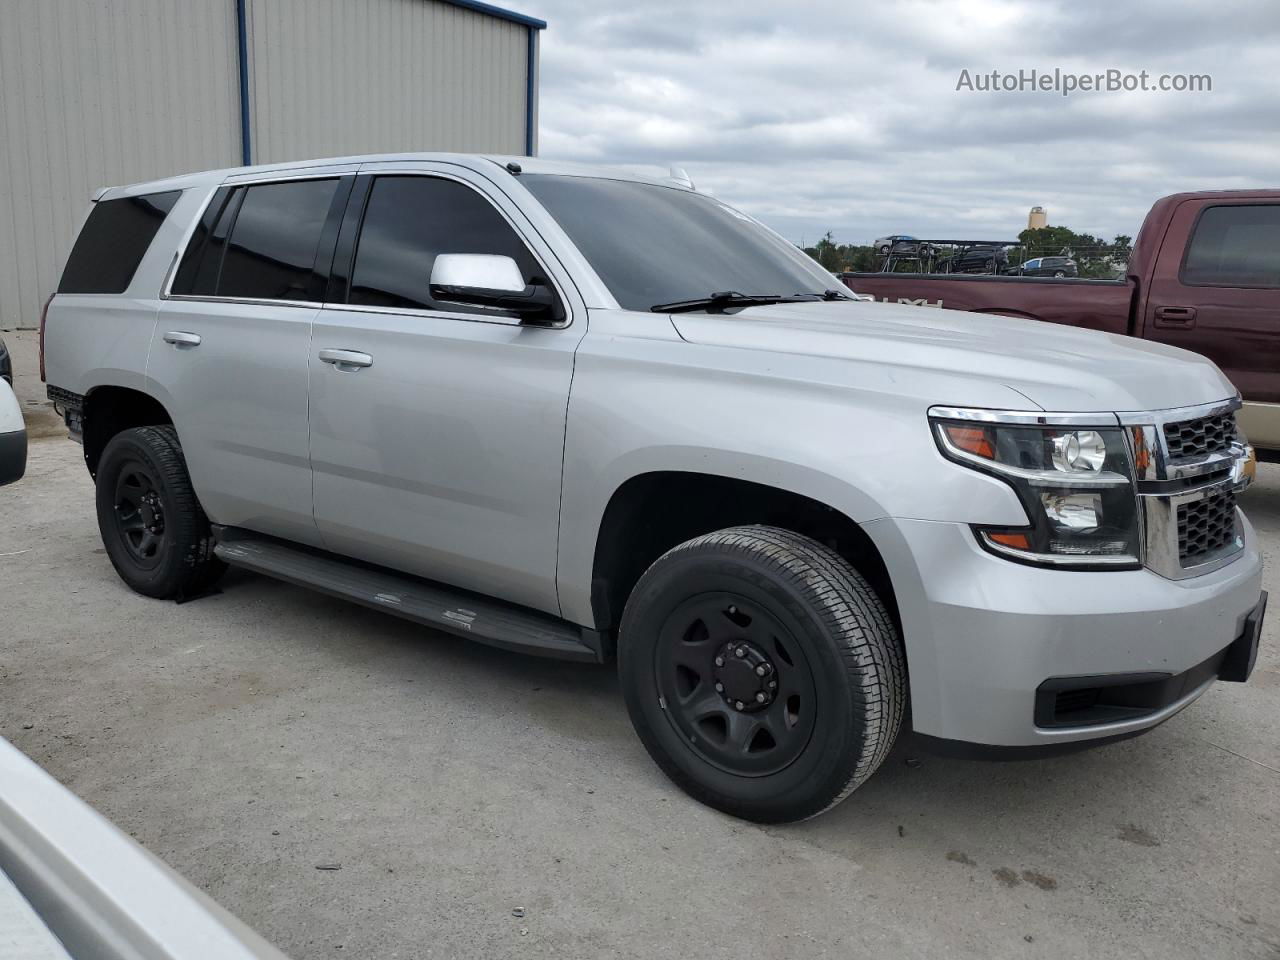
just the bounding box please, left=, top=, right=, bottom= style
left=59, top=191, right=181, bottom=294
left=521, top=175, right=835, bottom=312
left=172, top=178, right=340, bottom=301
left=1182, top=204, right=1280, bottom=288
left=347, top=176, right=547, bottom=313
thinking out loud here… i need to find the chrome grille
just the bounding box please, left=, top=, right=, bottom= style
left=1123, top=398, right=1247, bottom=580
left=1177, top=487, right=1238, bottom=564
left=1163, top=410, right=1236, bottom=460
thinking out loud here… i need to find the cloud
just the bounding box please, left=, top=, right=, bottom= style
left=531, top=0, right=1280, bottom=244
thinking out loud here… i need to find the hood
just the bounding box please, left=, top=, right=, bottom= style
left=669, top=299, right=1236, bottom=413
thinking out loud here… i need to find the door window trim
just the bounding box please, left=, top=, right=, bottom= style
left=1177, top=201, right=1280, bottom=291
left=161, top=171, right=356, bottom=308
left=328, top=169, right=574, bottom=330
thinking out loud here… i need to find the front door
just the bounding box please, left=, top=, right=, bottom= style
left=307, top=165, right=585, bottom=614
left=1142, top=199, right=1280, bottom=446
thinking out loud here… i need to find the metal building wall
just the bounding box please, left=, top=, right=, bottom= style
left=0, top=0, right=242, bottom=329
left=244, top=0, right=534, bottom=164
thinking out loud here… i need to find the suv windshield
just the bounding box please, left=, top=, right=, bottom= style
left=522, top=174, right=835, bottom=312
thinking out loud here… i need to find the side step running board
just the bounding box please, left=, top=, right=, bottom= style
left=213, top=533, right=602, bottom=663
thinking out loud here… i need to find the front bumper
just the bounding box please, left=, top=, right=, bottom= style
left=864, top=512, right=1264, bottom=749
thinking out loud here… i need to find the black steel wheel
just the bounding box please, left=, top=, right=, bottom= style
left=654, top=592, right=817, bottom=777
left=111, top=459, right=167, bottom=568
left=95, top=426, right=225, bottom=599
left=619, top=525, right=906, bottom=823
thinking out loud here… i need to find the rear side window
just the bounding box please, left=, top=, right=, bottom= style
left=58, top=191, right=180, bottom=294
left=1182, top=204, right=1280, bottom=288
left=172, top=178, right=341, bottom=301
left=347, top=176, right=546, bottom=313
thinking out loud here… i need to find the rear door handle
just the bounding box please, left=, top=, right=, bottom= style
left=318, top=348, right=373, bottom=370
left=163, top=331, right=202, bottom=347
left=1153, top=306, right=1197, bottom=328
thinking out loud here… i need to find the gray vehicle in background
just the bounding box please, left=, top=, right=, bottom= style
left=0, top=334, right=13, bottom=386
left=42, top=154, right=1266, bottom=822
left=0, top=736, right=287, bottom=960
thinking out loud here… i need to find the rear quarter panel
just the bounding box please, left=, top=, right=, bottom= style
left=842, top=274, right=1134, bottom=336
left=43, top=186, right=212, bottom=397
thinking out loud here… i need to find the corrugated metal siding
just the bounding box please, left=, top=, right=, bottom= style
left=0, top=0, right=241, bottom=329
left=244, top=0, right=530, bottom=164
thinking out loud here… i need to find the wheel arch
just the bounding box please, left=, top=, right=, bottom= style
left=82, top=385, right=175, bottom=477
left=587, top=470, right=899, bottom=639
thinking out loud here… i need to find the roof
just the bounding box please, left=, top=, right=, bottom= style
left=100, top=154, right=694, bottom=200
left=440, top=0, right=545, bottom=30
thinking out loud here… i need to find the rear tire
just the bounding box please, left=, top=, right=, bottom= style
left=618, top=525, right=905, bottom=823
left=95, top=426, right=225, bottom=599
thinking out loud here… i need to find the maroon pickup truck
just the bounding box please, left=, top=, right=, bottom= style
left=843, top=191, right=1280, bottom=455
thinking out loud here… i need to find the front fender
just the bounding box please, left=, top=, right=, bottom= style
left=554, top=313, right=1027, bottom=625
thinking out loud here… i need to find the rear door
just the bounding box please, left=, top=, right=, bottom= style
left=307, top=162, right=585, bottom=614
left=147, top=166, right=356, bottom=545
left=1141, top=200, right=1280, bottom=446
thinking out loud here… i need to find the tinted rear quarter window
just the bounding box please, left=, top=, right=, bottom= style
left=58, top=191, right=181, bottom=294
left=172, top=178, right=341, bottom=301
left=1182, top=204, right=1280, bottom=288
left=347, top=176, right=545, bottom=313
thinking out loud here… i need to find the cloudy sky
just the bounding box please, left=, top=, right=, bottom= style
left=530, top=0, right=1280, bottom=246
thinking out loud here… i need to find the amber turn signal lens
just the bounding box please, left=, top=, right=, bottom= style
left=942, top=425, right=995, bottom=459
left=987, top=531, right=1031, bottom=550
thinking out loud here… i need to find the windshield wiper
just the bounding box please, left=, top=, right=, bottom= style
left=651, top=291, right=824, bottom=313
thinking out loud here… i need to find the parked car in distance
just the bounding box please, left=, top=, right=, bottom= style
left=0, top=376, right=25, bottom=486
left=43, top=155, right=1266, bottom=823
left=874, top=234, right=933, bottom=257
left=1019, top=256, right=1078, bottom=277
left=932, top=244, right=1010, bottom=274
left=843, top=191, right=1280, bottom=455
left=0, top=333, right=12, bottom=385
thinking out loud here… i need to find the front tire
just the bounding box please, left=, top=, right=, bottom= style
left=619, top=526, right=905, bottom=823
left=95, top=426, right=225, bottom=599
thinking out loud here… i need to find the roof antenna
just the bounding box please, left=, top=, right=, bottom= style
left=668, top=166, right=694, bottom=189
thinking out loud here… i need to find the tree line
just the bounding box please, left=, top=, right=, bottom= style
left=802, top=226, right=1133, bottom=279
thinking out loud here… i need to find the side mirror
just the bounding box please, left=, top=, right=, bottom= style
left=0, top=379, right=27, bottom=487
left=429, top=254, right=559, bottom=322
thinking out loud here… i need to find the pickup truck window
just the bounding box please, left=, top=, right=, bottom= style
left=347, top=176, right=548, bottom=314
left=521, top=175, right=831, bottom=312
left=58, top=191, right=180, bottom=294
left=173, top=178, right=339, bottom=302
left=1182, top=204, right=1280, bottom=289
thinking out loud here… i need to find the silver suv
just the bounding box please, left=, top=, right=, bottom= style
left=43, top=154, right=1266, bottom=822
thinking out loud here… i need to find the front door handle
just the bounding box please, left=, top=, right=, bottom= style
left=318, top=348, right=374, bottom=371
left=163, top=331, right=202, bottom=347
left=1153, top=306, right=1197, bottom=329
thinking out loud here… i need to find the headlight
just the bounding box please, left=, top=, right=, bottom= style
left=930, top=410, right=1141, bottom=569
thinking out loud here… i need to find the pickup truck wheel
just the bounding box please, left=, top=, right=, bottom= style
left=619, top=525, right=905, bottom=823
left=95, top=426, right=224, bottom=600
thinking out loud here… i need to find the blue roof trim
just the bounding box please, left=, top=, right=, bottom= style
left=525, top=28, right=536, bottom=155
left=440, top=0, right=546, bottom=29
